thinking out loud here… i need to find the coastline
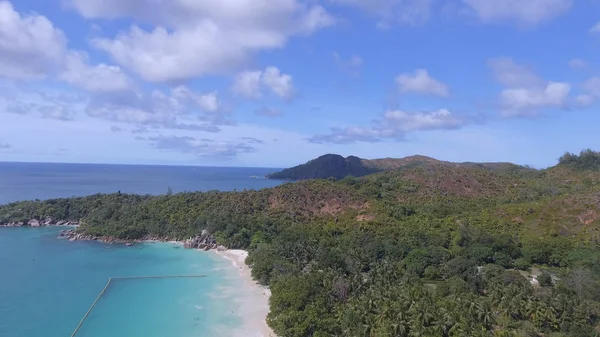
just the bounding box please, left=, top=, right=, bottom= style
left=212, top=249, right=275, bottom=337
left=0, top=224, right=276, bottom=336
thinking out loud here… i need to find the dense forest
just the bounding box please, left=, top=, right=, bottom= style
left=2, top=149, right=600, bottom=336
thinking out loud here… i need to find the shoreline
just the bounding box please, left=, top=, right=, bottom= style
left=212, top=249, right=275, bottom=337
left=0, top=225, right=276, bottom=336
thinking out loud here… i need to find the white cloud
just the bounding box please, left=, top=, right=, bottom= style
left=145, top=135, right=256, bottom=158
left=309, top=108, right=467, bottom=143
left=590, top=22, right=600, bottom=33
left=86, top=88, right=228, bottom=131
left=499, top=82, right=571, bottom=117
left=331, top=0, right=432, bottom=27
left=262, top=67, right=295, bottom=100
left=232, top=67, right=296, bottom=100
left=488, top=57, right=571, bottom=116
left=383, top=109, right=464, bottom=131
left=0, top=2, right=134, bottom=95
left=75, top=0, right=334, bottom=82
left=396, top=69, right=450, bottom=97
left=0, top=1, right=66, bottom=79
left=462, top=0, right=572, bottom=25
left=232, top=71, right=263, bottom=99
left=60, top=52, right=134, bottom=92
left=172, top=86, right=221, bottom=113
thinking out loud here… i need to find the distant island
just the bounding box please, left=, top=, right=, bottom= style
left=2, top=149, right=600, bottom=337
left=267, top=153, right=527, bottom=180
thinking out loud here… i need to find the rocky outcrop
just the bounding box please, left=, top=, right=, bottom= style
left=0, top=217, right=79, bottom=227
left=183, top=230, right=218, bottom=250
left=58, top=229, right=166, bottom=245
left=57, top=228, right=221, bottom=251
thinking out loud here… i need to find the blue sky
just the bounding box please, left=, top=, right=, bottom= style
left=0, top=0, right=599, bottom=168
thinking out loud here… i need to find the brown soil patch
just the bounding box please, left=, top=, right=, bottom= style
left=356, top=214, right=375, bottom=222
left=512, top=217, right=524, bottom=224
left=578, top=210, right=597, bottom=225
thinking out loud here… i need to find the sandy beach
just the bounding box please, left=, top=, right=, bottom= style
left=213, top=249, right=276, bottom=337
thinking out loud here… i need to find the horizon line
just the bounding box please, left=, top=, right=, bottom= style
left=0, top=160, right=282, bottom=170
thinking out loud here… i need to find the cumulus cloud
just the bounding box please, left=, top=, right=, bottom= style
left=333, top=52, right=363, bottom=77
left=396, top=69, right=450, bottom=97
left=255, top=107, right=283, bottom=118
left=172, top=86, right=221, bottom=113
left=59, top=52, right=134, bottom=92
left=0, top=1, right=66, bottom=79
left=86, top=87, right=228, bottom=132
left=69, top=0, right=334, bottom=82
left=0, top=1, right=133, bottom=94
left=499, top=83, right=571, bottom=117
left=330, top=0, right=433, bottom=27
left=462, top=0, right=572, bottom=25
left=309, top=108, right=467, bottom=144
left=590, top=22, right=600, bottom=33
left=488, top=57, right=571, bottom=116
left=232, top=67, right=295, bottom=100
left=145, top=135, right=256, bottom=158
left=0, top=141, right=11, bottom=150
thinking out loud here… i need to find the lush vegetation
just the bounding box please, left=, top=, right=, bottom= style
left=559, top=149, right=600, bottom=171
left=2, top=150, right=600, bottom=336
left=267, top=154, right=378, bottom=180
left=268, top=153, right=532, bottom=181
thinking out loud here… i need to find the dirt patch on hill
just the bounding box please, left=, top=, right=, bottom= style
left=356, top=214, right=375, bottom=222
left=578, top=210, right=598, bottom=225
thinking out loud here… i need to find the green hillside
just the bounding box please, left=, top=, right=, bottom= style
left=266, top=154, right=378, bottom=180
left=267, top=153, right=533, bottom=181
left=2, top=149, right=600, bottom=337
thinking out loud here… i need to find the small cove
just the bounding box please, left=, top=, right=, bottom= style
left=0, top=227, right=250, bottom=337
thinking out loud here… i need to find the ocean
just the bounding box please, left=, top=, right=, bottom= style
left=0, top=163, right=283, bottom=337
left=0, top=162, right=282, bottom=205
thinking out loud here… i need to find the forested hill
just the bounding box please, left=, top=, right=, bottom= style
left=267, top=153, right=530, bottom=180
left=266, top=154, right=377, bottom=180
left=2, top=149, right=600, bottom=336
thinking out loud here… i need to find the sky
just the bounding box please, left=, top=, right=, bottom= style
left=0, top=0, right=599, bottom=168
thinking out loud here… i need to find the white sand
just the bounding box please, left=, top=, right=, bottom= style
left=212, top=249, right=276, bottom=337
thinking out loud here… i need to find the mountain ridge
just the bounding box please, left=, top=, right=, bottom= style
left=267, top=153, right=530, bottom=180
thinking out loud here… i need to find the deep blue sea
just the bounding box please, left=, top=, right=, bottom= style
left=0, top=163, right=283, bottom=337
left=0, top=162, right=282, bottom=205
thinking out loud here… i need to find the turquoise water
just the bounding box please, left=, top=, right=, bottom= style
left=0, top=163, right=280, bottom=336
left=0, top=227, right=247, bottom=337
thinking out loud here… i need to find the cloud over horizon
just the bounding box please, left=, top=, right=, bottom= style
left=0, top=0, right=597, bottom=167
